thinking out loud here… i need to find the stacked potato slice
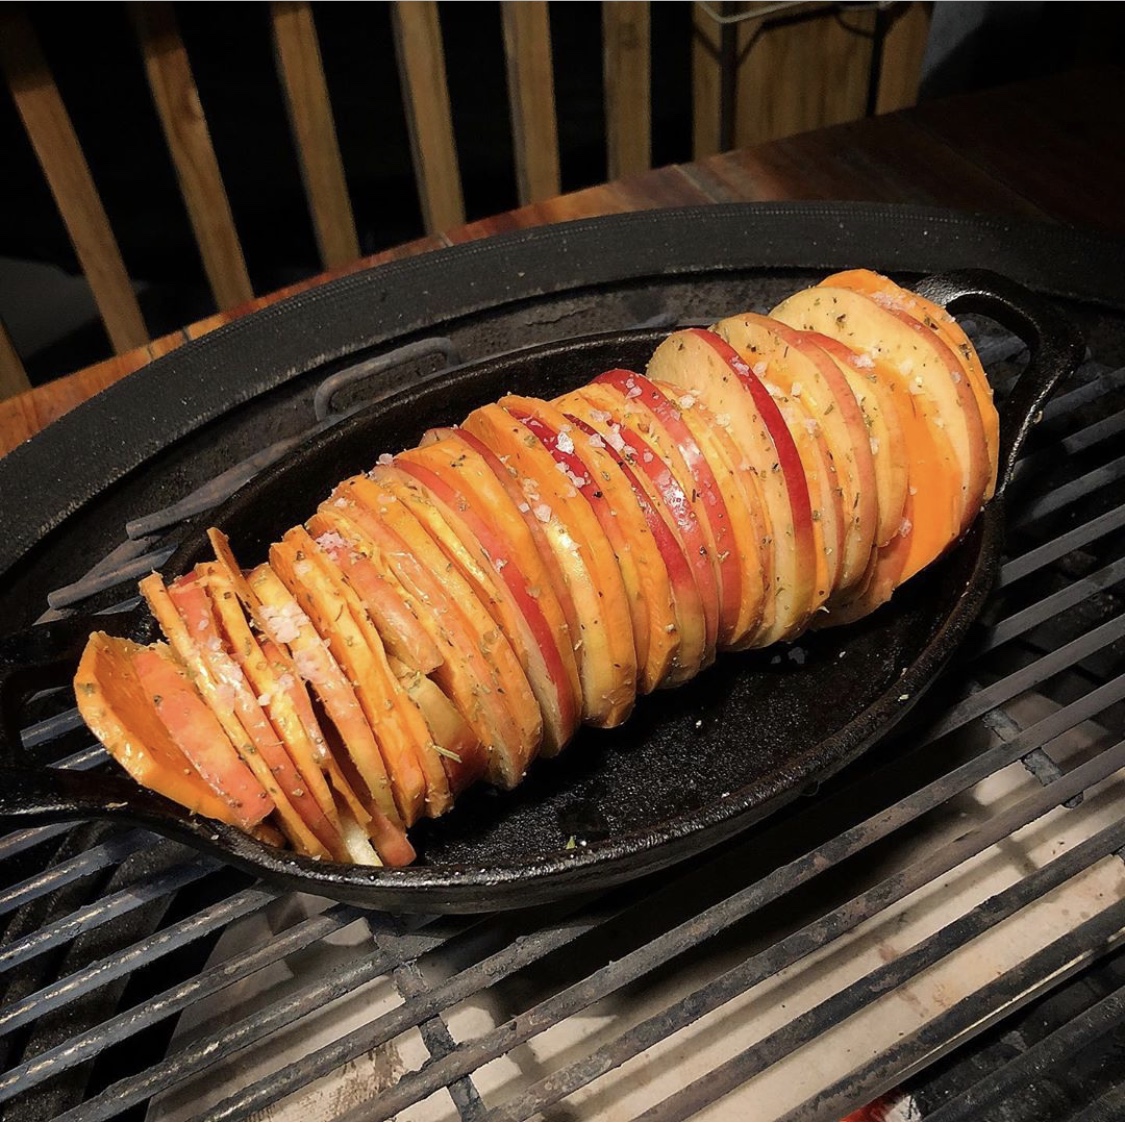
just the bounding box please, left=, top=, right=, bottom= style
left=74, top=271, right=998, bottom=866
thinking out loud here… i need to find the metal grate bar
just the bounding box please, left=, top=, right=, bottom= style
left=0, top=899, right=367, bottom=1105
left=125, top=434, right=310, bottom=540
left=1037, top=365, right=1125, bottom=428
left=922, top=978, right=1125, bottom=1120
left=789, top=898, right=1125, bottom=1121
left=385, top=953, right=487, bottom=1121
left=43, top=533, right=167, bottom=611
left=47, top=546, right=176, bottom=611
left=998, top=503, right=1125, bottom=589
left=0, top=886, right=276, bottom=1039
left=920, top=615, right=1125, bottom=745
left=338, top=693, right=1125, bottom=1122
left=57, top=918, right=455, bottom=1121
left=0, top=828, right=153, bottom=918
left=0, top=856, right=218, bottom=975
left=1009, top=454, right=1125, bottom=531
left=1014, top=408, right=1125, bottom=482
left=490, top=738, right=1125, bottom=1121
left=20, top=708, right=91, bottom=750
left=0, top=823, right=78, bottom=863
left=976, top=553, right=1125, bottom=654
left=641, top=814, right=1125, bottom=1121
left=202, top=912, right=604, bottom=1122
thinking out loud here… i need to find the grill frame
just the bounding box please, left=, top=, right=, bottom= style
left=0, top=204, right=1123, bottom=1120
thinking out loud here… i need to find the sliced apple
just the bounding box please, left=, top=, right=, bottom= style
left=342, top=473, right=544, bottom=776
left=820, top=268, right=998, bottom=499
left=501, top=393, right=679, bottom=694
left=712, top=313, right=878, bottom=598
left=275, top=525, right=455, bottom=821
left=392, top=658, right=485, bottom=796
left=583, top=370, right=749, bottom=647
left=663, top=386, right=773, bottom=648
left=330, top=476, right=542, bottom=787
left=647, top=327, right=821, bottom=642
left=301, top=527, right=442, bottom=676
left=554, top=385, right=711, bottom=682
left=241, top=559, right=407, bottom=844
left=771, top=286, right=989, bottom=570
left=797, top=331, right=909, bottom=551
left=461, top=403, right=638, bottom=728
left=402, top=431, right=583, bottom=716
left=383, top=455, right=582, bottom=749
left=702, top=322, right=845, bottom=602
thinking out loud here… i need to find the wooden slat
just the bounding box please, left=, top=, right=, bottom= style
left=874, top=1, right=933, bottom=115
left=734, top=3, right=877, bottom=147
left=131, top=1, right=254, bottom=311
left=501, top=1, right=560, bottom=205
left=270, top=1, right=359, bottom=268
left=0, top=319, right=32, bottom=401
left=391, top=0, right=466, bottom=233
left=691, top=0, right=723, bottom=158
left=603, top=1, right=650, bottom=179
left=0, top=10, right=148, bottom=355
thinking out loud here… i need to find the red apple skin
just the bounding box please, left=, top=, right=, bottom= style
left=647, top=327, right=821, bottom=642
left=555, top=385, right=719, bottom=673
left=424, top=427, right=585, bottom=678
left=392, top=455, right=581, bottom=750
left=460, top=404, right=639, bottom=729
left=500, top=398, right=679, bottom=692
left=588, top=370, right=747, bottom=648
left=559, top=404, right=708, bottom=688
left=713, top=313, right=879, bottom=599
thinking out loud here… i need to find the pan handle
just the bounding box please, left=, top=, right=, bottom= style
left=0, top=608, right=144, bottom=766
left=0, top=763, right=170, bottom=827
left=914, top=269, right=1086, bottom=496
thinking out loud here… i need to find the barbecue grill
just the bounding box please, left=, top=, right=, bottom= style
left=0, top=204, right=1122, bottom=1120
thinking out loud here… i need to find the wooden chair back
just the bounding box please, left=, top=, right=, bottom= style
left=0, top=1, right=930, bottom=401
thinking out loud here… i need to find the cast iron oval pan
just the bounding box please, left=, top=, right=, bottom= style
left=0, top=271, right=1085, bottom=913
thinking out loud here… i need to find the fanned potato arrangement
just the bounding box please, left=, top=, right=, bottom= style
left=74, top=270, right=999, bottom=867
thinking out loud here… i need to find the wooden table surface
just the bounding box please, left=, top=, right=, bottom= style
left=2, top=65, right=1121, bottom=460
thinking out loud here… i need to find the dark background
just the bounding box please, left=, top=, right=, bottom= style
left=0, top=1, right=1119, bottom=386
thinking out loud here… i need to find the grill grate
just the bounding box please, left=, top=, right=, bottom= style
left=1, top=316, right=1123, bottom=1120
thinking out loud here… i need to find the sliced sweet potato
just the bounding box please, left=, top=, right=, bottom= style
left=324, top=482, right=536, bottom=789
left=130, top=641, right=274, bottom=828
left=282, top=524, right=454, bottom=820
left=75, top=632, right=248, bottom=826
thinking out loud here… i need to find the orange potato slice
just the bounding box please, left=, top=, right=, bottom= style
left=75, top=632, right=249, bottom=826
left=130, top=642, right=274, bottom=828
left=148, top=570, right=345, bottom=860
